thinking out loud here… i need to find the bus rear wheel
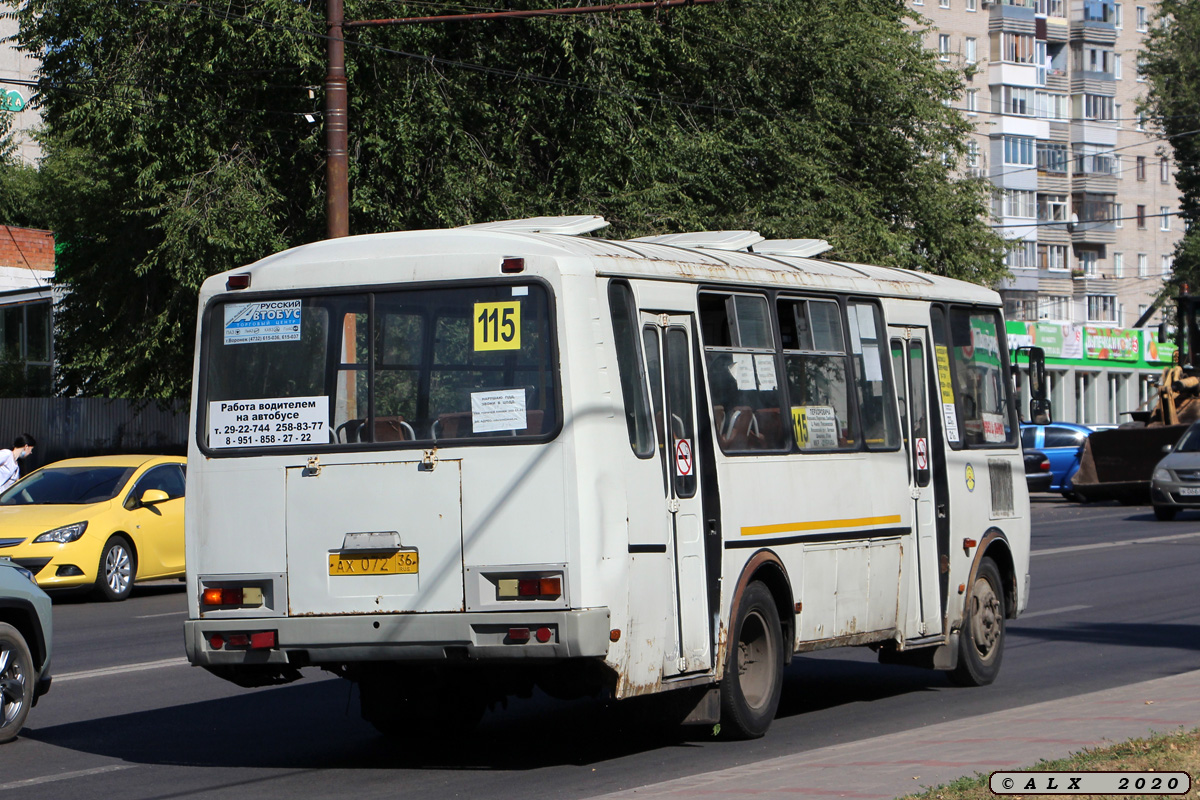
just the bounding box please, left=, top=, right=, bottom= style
left=718, top=581, right=783, bottom=739
left=948, top=557, right=1005, bottom=687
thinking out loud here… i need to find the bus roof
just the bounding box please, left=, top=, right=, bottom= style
left=208, top=223, right=1001, bottom=306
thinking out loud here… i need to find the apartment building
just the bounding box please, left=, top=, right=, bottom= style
left=0, top=15, right=39, bottom=164
left=917, top=0, right=1181, bottom=331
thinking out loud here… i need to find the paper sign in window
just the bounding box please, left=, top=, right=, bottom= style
left=471, top=389, right=527, bottom=432
left=792, top=405, right=839, bottom=450
left=473, top=301, right=521, bottom=351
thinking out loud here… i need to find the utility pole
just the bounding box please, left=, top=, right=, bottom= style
left=323, top=0, right=722, bottom=240
left=325, top=0, right=349, bottom=239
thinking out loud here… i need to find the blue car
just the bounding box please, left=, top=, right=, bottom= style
left=1019, top=422, right=1095, bottom=498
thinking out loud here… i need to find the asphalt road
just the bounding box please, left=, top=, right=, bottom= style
left=3, top=496, right=1199, bottom=800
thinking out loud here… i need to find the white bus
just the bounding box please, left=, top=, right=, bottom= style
left=184, top=216, right=1033, bottom=739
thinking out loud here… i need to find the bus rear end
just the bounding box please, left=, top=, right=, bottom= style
left=183, top=249, right=612, bottom=734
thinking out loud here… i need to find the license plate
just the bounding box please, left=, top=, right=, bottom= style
left=1179, top=487, right=1200, bottom=496
left=328, top=550, right=418, bottom=576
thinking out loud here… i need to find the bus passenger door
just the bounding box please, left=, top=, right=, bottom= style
left=642, top=313, right=712, bottom=676
left=889, top=330, right=944, bottom=637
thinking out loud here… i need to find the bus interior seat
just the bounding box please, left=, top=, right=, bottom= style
left=721, top=406, right=756, bottom=450
left=336, top=418, right=366, bottom=443
left=374, top=416, right=416, bottom=441
left=754, top=408, right=783, bottom=447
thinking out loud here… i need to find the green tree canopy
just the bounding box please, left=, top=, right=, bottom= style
left=9, top=0, right=1007, bottom=399
left=1143, top=1, right=1200, bottom=301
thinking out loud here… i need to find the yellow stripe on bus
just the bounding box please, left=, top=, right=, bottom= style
left=740, top=515, right=903, bottom=537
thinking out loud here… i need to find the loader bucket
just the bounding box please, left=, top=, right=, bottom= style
left=1071, top=424, right=1190, bottom=503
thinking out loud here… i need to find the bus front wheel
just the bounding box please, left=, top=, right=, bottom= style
left=948, top=557, right=1005, bottom=687
left=718, top=581, right=783, bottom=739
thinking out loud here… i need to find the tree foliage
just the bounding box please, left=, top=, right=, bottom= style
left=9, top=0, right=1006, bottom=399
left=1142, top=1, right=1200, bottom=299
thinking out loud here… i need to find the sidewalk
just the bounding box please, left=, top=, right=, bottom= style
left=594, top=670, right=1200, bottom=799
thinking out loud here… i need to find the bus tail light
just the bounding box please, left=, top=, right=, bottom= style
left=208, top=631, right=277, bottom=650
left=501, top=257, right=524, bottom=273
left=496, top=573, right=562, bottom=600
left=202, top=586, right=265, bottom=607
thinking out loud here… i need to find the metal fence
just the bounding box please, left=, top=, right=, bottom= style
left=0, top=397, right=187, bottom=471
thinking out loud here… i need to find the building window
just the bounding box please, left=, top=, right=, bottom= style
left=1161, top=207, right=1172, bottom=230
left=1037, top=142, right=1069, bottom=174
left=966, top=88, right=979, bottom=115
left=1036, top=92, right=1068, bottom=119
left=994, top=189, right=1037, bottom=218
left=1004, top=135, right=1035, bottom=165
left=1114, top=54, right=1123, bottom=80
left=1114, top=2, right=1123, bottom=27
left=1114, top=252, right=1124, bottom=277
left=939, top=34, right=951, bottom=61
left=1038, top=194, right=1070, bottom=222
left=1006, top=240, right=1037, bottom=269
left=940, top=0, right=950, bottom=8
left=967, top=0, right=977, bottom=9
left=1002, top=86, right=1035, bottom=116
left=1114, top=153, right=1123, bottom=177
left=1137, top=204, right=1147, bottom=228
left=966, top=140, right=983, bottom=176
left=0, top=300, right=53, bottom=397
left=1114, top=202, right=1123, bottom=228
left=1078, top=94, right=1114, bottom=121
left=965, top=37, right=977, bottom=64
left=1136, top=156, right=1146, bottom=180
left=1037, top=0, right=1066, bottom=17
left=996, top=32, right=1036, bottom=64
left=1136, top=56, right=1146, bottom=84
left=1039, top=295, right=1070, bottom=320
left=1039, top=243, right=1070, bottom=271
left=1078, top=250, right=1099, bottom=277
left=1075, top=144, right=1113, bottom=175
left=1087, top=295, right=1118, bottom=323
left=1138, top=253, right=1148, bottom=276
left=1162, top=254, right=1174, bottom=275
left=1161, top=157, right=1171, bottom=183
left=1136, top=5, right=1147, bottom=31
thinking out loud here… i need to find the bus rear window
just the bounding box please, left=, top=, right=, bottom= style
left=201, top=284, right=558, bottom=450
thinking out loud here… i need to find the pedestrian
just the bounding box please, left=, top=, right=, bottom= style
left=0, top=433, right=36, bottom=492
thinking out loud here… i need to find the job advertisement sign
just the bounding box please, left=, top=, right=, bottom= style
left=224, top=299, right=302, bottom=345
left=208, top=396, right=328, bottom=448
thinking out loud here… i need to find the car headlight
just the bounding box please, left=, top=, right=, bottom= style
left=1153, top=468, right=1172, bottom=483
left=32, top=521, right=88, bottom=544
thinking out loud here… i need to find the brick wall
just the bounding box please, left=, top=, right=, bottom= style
left=0, top=226, right=53, bottom=272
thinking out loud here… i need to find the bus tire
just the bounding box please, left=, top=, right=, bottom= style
left=719, top=581, right=783, bottom=739
left=948, top=557, right=1004, bottom=687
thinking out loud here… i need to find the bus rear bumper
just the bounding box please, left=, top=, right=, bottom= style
left=184, top=608, right=612, bottom=667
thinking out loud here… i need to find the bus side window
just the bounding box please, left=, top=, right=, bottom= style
left=607, top=281, right=655, bottom=457
left=777, top=297, right=857, bottom=452
left=698, top=292, right=787, bottom=453
left=846, top=301, right=900, bottom=451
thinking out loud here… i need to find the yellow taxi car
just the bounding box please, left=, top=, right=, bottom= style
left=0, top=455, right=186, bottom=601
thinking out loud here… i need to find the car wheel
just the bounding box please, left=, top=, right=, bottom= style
left=95, top=536, right=135, bottom=601
left=948, top=558, right=1005, bottom=687
left=1153, top=505, right=1177, bottom=521
left=0, top=622, right=34, bottom=744
left=718, top=581, right=784, bottom=739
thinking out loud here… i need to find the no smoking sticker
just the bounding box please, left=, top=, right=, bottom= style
left=915, top=437, right=928, bottom=471
left=675, top=438, right=693, bottom=476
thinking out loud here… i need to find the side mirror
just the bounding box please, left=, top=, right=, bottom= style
left=140, top=489, right=170, bottom=506
left=1025, top=346, right=1051, bottom=423
left=1163, top=444, right=1174, bottom=454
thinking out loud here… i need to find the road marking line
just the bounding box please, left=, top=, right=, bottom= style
left=55, top=657, right=189, bottom=683
left=1032, top=530, right=1200, bottom=557
left=0, top=765, right=135, bottom=791
left=1017, top=604, right=1091, bottom=619
left=135, top=610, right=188, bottom=619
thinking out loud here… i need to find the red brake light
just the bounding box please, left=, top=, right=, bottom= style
left=508, top=627, right=531, bottom=643
left=226, top=273, right=251, bottom=290
left=501, top=257, right=524, bottom=273
left=1040, top=459, right=1051, bottom=472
